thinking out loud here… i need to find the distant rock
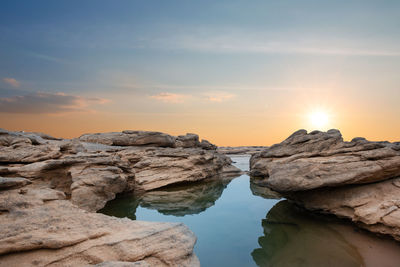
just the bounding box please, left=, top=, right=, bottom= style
left=218, top=146, right=268, bottom=155
left=79, top=130, right=176, bottom=147
left=250, top=129, right=400, bottom=241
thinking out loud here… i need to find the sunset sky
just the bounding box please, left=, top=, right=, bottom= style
left=1, top=0, right=399, bottom=146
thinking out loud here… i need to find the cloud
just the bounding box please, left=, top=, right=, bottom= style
left=204, top=92, right=235, bottom=102
left=145, top=28, right=400, bottom=57
left=149, top=92, right=187, bottom=103
left=3, top=78, right=20, bottom=87
left=0, top=91, right=109, bottom=114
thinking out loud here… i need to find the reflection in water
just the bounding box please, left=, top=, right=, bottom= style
left=100, top=177, right=233, bottom=218
left=99, top=154, right=400, bottom=267
left=252, top=200, right=364, bottom=267
left=250, top=181, right=281, bottom=200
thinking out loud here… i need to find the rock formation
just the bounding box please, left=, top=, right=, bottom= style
left=0, top=187, right=199, bottom=267
left=250, top=129, right=400, bottom=241
left=217, top=146, right=268, bottom=155
left=0, top=128, right=240, bottom=266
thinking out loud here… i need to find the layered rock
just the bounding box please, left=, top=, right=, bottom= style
left=0, top=187, right=198, bottom=267
left=250, top=129, right=400, bottom=240
left=0, top=128, right=239, bottom=266
left=217, top=146, right=268, bottom=155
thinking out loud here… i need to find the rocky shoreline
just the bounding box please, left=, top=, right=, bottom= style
left=250, top=129, right=400, bottom=241
left=0, top=129, right=241, bottom=266
left=217, top=146, right=268, bottom=155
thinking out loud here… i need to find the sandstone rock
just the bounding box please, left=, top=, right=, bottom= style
left=249, top=129, right=400, bottom=241
left=286, top=177, right=400, bottom=241
left=93, top=261, right=150, bottom=267
left=0, top=131, right=62, bottom=163
left=175, top=133, right=200, bottom=148
left=117, top=147, right=240, bottom=191
left=250, top=129, right=400, bottom=191
left=0, top=128, right=239, bottom=266
left=0, top=189, right=199, bottom=267
left=79, top=131, right=176, bottom=147
left=0, top=177, right=31, bottom=190
left=199, top=139, right=217, bottom=150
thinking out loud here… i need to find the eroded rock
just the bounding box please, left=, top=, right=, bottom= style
left=0, top=188, right=199, bottom=267
left=250, top=129, right=400, bottom=191
left=0, top=128, right=239, bottom=266
left=249, top=129, right=400, bottom=241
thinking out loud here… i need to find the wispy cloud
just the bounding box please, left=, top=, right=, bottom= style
left=2, top=78, right=20, bottom=87
left=0, top=91, right=109, bottom=114
left=149, top=92, right=187, bottom=103
left=146, top=28, right=400, bottom=57
left=204, top=92, right=236, bottom=102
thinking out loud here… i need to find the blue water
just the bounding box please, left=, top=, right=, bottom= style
left=100, top=155, right=399, bottom=267
left=101, top=155, right=280, bottom=266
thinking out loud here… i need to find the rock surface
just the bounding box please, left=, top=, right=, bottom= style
left=0, top=128, right=239, bottom=266
left=0, top=188, right=199, bottom=267
left=250, top=129, right=400, bottom=241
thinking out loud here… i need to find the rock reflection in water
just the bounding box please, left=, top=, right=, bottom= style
left=100, top=177, right=232, bottom=218
left=252, top=200, right=364, bottom=267
left=250, top=181, right=281, bottom=200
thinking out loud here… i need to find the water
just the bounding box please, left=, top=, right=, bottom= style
left=100, top=155, right=400, bottom=267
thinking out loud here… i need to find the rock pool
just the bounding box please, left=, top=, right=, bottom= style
left=100, top=155, right=400, bottom=267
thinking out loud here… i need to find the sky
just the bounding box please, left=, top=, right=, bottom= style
left=1, top=0, right=399, bottom=146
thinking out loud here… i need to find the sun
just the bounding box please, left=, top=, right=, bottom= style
left=308, top=110, right=330, bottom=130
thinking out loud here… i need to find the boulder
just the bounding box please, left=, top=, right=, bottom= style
left=250, top=129, right=400, bottom=191
left=249, top=129, right=400, bottom=241
left=0, top=188, right=199, bottom=267
left=117, top=147, right=240, bottom=191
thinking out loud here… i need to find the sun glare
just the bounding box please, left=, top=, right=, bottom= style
left=309, top=111, right=330, bottom=130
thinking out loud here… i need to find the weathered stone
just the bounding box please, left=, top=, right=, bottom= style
left=79, top=131, right=176, bottom=147
left=249, top=129, right=400, bottom=241
left=0, top=189, right=199, bottom=267
left=0, top=177, right=31, bottom=190
left=0, top=128, right=239, bottom=266
left=286, top=177, right=400, bottom=241
left=175, top=133, right=200, bottom=148
left=250, top=129, right=400, bottom=191
left=199, top=139, right=217, bottom=150
left=118, top=147, right=240, bottom=191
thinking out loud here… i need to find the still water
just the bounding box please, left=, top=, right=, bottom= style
left=100, top=155, right=400, bottom=267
